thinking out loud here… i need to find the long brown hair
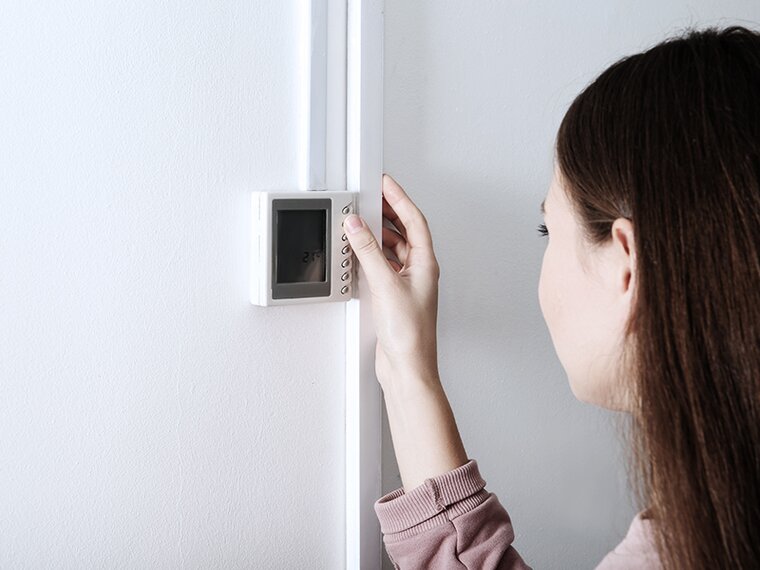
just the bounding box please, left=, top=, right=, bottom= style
left=555, top=25, right=760, bottom=569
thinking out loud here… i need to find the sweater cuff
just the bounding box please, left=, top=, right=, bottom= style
left=374, top=459, right=488, bottom=536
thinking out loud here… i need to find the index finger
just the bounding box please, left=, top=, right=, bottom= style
left=382, top=174, right=433, bottom=249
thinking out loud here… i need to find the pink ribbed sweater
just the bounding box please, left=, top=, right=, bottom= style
left=374, top=459, right=661, bottom=569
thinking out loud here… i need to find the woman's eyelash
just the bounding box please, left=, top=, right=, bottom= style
left=537, top=223, right=549, bottom=237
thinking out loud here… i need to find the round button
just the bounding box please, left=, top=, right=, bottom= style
left=341, top=258, right=350, bottom=268
left=341, top=233, right=348, bottom=241
left=341, top=245, right=350, bottom=255
left=340, top=285, right=349, bottom=294
left=342, top=205, right=351, bottom=215
left=341, top=272, right=350, bottom=281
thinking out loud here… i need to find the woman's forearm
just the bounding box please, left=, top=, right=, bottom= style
left=381, top=368, right=469, bottom=491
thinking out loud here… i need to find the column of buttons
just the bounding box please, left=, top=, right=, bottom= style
left=340, top=202, right=353, bottom=295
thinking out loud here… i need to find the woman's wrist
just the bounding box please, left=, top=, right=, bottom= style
left=380, top=369, right=468, bottom=491
left=376, top=353, right=442, bottom=396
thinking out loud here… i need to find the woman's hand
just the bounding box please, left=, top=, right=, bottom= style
left=344, top=175, right=468, bottom=491
left=342, top=174, right=441, bottom=390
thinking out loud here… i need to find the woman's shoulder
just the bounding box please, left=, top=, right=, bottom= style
left=594, top=510, right=662, bottom=569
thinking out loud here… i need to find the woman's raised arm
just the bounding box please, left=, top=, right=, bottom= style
left=343, top=175, right=532, bottom=569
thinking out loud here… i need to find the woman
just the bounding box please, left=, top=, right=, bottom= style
left=342, top=25, right=760, bottom=569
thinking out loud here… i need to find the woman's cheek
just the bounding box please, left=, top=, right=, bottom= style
left=538, top=246, right=580, bottom=381
left=538, top=247, right=562, bottom=340
left=538, top=249, right=550, bottom=325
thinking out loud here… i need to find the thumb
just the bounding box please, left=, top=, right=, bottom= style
left=343, top=214, right=394, bottom=289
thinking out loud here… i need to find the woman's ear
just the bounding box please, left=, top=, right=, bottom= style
left=610, top=217, right=636, bottom=296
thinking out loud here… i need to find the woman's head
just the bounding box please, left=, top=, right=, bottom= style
left=541, top=25, right=760, bottom=569
left=538, top=165, right=636, bottom=411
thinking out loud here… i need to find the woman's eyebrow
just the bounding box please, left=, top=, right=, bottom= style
left=540, top=199, right=546, bottom=216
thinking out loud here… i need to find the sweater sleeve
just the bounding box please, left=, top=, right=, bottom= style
left=374, top=459, right=532, bottom=569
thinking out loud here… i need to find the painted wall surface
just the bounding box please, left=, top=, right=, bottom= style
left=382, top=2, right=760, bottom=569
left=0, top=2, right=345, bottom=567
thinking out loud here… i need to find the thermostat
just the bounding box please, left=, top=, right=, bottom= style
left=250, top=191, right=358, bottom=306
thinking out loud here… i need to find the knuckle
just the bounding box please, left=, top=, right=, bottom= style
left=415, top=213, right=434, bottom=241
left=358, top=237, right=379, bottom=255
left=415, top=211, right=430, bottom=229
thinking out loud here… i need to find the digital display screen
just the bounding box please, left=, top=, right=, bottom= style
left=276, top=209, right=327, bottom=283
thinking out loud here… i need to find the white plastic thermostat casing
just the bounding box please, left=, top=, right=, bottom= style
left=250, top=191, right=358, bottom=306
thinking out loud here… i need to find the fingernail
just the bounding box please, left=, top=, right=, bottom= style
left=344, top=214, right=363, bottom=234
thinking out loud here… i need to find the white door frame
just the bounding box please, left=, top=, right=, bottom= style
left=345, top=1, right=384, bottom=568
left=306, top=0, right=384, bottom=567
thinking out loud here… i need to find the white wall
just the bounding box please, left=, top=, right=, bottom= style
left=0, top=2, right=345, bottom=567
left=382, top=2, right=760, bottom=569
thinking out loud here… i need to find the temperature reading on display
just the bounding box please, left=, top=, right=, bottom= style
left=276, top=209, right=327, bottom=284
left=302, top=250, right=323, bottom=264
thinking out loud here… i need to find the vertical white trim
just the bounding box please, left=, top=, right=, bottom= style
left=300, top=0, right=332, bottom=192
left=301, top=0, right=383, bottom=565
left=346, top=0, right=384, bottom=569
left=309, top=0, right=327, bottom=190
left=297, top=0, right=312, bottom=190
left=326, top=0, right=347, bottom=192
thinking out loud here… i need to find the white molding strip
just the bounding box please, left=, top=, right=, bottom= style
left=301, top=0, right=344, bottom=192
left=346, top=0, right=384, bottom=569
left=296, top=0, right=382, bottom=564
left=326, top=0, right=347, bottom=192
left=308, top=0, right=327, bottom=191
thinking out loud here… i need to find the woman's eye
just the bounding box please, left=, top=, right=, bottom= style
left=537, top=223, right=549, bottom=237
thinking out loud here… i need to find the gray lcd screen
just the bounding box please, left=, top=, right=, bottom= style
left=276, top=209, right=327, bottom=283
